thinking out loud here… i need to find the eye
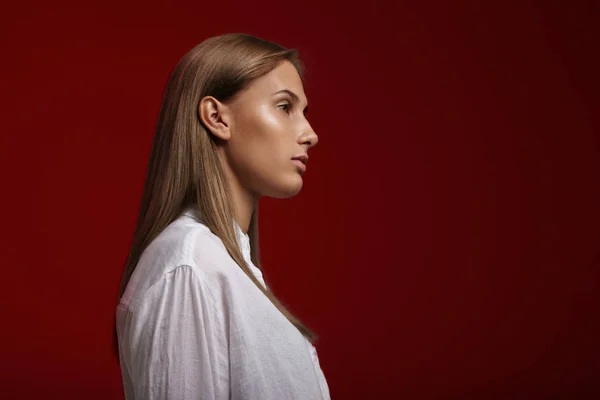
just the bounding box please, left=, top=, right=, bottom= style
left=277, top=102, right=292, bottom=113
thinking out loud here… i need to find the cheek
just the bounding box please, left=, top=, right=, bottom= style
left=229, top=112, right=290, bottom=178
left=241, top=112, right=288, bottom=164
left=252, top=136, right=289, bottom=173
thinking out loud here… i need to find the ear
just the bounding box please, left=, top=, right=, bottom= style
left=199, top=96, right=232, bottom=141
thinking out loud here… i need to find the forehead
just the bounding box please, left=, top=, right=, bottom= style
left=241, top=60, right=306, bottom=101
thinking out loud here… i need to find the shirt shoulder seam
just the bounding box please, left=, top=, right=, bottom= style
left=125, top=264, right=219, bottom=314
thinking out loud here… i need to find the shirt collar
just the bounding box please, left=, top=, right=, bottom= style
left=234, top=221, right=252, bottom=263
left=183, top=207, right=252, bottom=263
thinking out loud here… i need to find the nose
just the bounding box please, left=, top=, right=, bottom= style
left=298, top=125, right=318, bottom=149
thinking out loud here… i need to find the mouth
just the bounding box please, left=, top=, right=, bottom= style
left=291, top=154, right=308, bottom=173
left=292, top=154, right=308, bottom=164
left=291, top=159, right=307, bottom=173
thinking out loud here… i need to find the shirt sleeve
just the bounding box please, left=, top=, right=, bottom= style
left=121, top=265, right=229, bottom=400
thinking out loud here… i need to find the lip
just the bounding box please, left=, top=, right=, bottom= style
left=292, top=159, right=307, bottom=173
left=292, top=154, right=309, bottom=164
left=291, top=154, right=308, bottom=173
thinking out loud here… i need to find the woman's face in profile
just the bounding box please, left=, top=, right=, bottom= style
left=221, top=60, right=318, bottom=199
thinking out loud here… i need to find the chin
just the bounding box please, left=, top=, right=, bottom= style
left=267, top=176, right=304, bottom=199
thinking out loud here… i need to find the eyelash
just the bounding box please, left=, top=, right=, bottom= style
left=278, top=102, right=292, bottom=113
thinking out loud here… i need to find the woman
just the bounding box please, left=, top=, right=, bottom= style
left=115, top=33, right=330, bottom=400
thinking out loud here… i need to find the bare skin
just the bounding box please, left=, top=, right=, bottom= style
left=199, top=60, right=319, bottom=233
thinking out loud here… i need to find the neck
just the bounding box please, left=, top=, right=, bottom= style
left=233, top=187, right=257, bottom=235
left=222, top=164, right=258, bottom=235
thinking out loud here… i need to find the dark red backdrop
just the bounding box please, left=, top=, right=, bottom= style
left=1, top=1, right=598, bottom=399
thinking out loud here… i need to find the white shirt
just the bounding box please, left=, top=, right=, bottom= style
left=116, top=208, right=331, bottom=400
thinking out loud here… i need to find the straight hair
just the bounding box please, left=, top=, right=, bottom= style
left=114, top=33, right=317, bottom=359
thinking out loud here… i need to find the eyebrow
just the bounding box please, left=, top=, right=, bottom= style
left=273, top=89, right=309, bottom=113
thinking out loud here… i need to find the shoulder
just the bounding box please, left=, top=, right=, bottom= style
left=122, top=213, right=231, bottom=307
left=143, top=263, right=216, bottom=307
left=144, top=213, right=241, bottom=282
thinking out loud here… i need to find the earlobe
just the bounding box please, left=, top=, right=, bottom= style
left=199, top=96, right=231, bottom=141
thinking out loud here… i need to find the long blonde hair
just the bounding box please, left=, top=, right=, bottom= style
left=114, top=33, right=317, bottom=358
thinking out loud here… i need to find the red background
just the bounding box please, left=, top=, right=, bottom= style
left=1, top=1, right=598, bottom=399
